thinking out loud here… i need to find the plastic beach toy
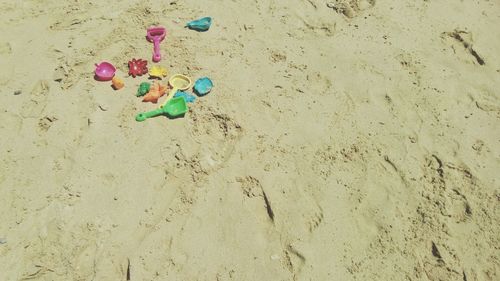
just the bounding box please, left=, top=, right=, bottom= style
left=193, top=77, right=213, bottom=96
left=149, top=65, right=168, bottom=79
left=174, top=91, right=196, bottom=103
left=135, top=97, right=188, bottom=121
left=146, top=26, right=166, bottom=62
left=128, top=58, right=148, bottom=77
left=137, top=82, right=151, bottom=97
left=186, top=17, right=212, bottom=32
left=143, top=82, right=167, bottom=103
left=111, top=77, right=124, bottom=90
left=160, top=74, right=192, bottom=108
left=94, top=62, right=116, bottom=81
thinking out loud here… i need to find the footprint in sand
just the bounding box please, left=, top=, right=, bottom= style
left=37, top=116, right=58, bottom=134
left=188, top=106, right=243, bottom=168
left=471, top=87, right=500, bottom=117
left=20, top=80, right=49, bottom=118
left=327, top=0, right=376, bottom=18
left=236, top=176, right=275, bottom=223
left=283, top=244, right=306, bottom=275
left=441, top=30, right=486, bottom=66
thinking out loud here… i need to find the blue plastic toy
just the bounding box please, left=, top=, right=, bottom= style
left=193, top=77, right=213, bottom=96
left=174, top=91, right=196, bottom=103
left=186, top=17, right=212, bottom=32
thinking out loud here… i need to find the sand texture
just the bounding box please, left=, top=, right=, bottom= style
left=0, top=0, right=499, bottom=280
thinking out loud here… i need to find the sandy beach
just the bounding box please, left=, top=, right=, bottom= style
left=0, top=0, right=499, bottom=280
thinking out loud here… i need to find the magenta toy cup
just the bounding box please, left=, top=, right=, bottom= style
left=146, top=26, right=166, bottom=63
left=94, top=62, right=116, bottom=81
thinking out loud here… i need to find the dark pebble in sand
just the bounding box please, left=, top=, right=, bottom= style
left=14, top=90, right=21, bottom=95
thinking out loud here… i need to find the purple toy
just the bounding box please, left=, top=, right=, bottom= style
left=94, top=62, right=116, bottom=81
left=146, top=26, right=167, bottom=63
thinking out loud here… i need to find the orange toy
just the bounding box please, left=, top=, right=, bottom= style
left=142, top=82, right=167, bottom=103
left=112, top=77, right=124, bottom=90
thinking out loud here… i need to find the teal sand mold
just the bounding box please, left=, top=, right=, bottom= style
left=193, top=77, right=213, bottom=96
left=186, top=17, right=212, bottom=32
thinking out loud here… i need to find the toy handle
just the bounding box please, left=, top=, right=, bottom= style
left=160, top=87, right=178, bottom=108
left=135, top=108, right=164, bottom=122
left=152, top=38, right=161, bottom=62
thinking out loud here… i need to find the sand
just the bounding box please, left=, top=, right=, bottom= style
left=0, top=0, right=499, bottom=280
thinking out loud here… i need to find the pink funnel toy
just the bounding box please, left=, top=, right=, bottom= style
left=146, top=26, right=166, bottom=62
left=94, top=62, right=116, bottom=81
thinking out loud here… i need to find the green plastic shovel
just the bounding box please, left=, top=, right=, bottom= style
left=135, top=97, right=188, bottom=122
